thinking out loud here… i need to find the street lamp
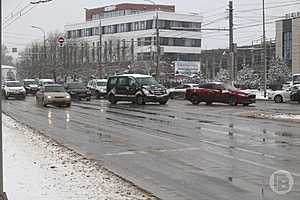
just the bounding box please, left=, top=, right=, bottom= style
left=31, top=25, right=46, bottom=78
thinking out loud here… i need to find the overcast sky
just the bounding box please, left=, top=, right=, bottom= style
left=3, top=0, right=300, bottom=53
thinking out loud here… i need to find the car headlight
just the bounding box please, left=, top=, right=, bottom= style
left=87, top=91, right=91, bottom=94
left=70, top=91, right=76, bottom=94
left=66, top=95, right=71, bottom=99
left=142, top=88, right=151, bottom=95
left=47, top=96, right=52, bottom=99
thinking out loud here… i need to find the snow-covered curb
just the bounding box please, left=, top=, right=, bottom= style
left=241, top=112, right=300, bottom=123
left=3, top=114, right=157, bottom=200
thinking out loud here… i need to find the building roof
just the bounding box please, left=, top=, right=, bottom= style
left=85, top=3, right=175, bottom=21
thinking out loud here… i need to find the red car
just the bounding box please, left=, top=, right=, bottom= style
left=185, top=82, right=256, bottom=106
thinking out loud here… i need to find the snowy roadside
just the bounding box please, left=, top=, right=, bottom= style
left=241, top=112, right=300, bottom=123
left=3, top=114, right=157, bottom=200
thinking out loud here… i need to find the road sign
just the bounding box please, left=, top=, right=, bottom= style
left=57, top=36, right=65, bottom=47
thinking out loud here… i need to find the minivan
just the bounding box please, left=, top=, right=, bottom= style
left=107, top=74, right=169, bottom=105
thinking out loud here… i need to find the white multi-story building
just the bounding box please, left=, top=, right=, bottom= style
left=64, top=3, right=202, bottom=76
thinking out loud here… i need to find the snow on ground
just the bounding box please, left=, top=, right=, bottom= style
left=242, top=112, right=300, bottom=122
left=3, top=114, right=156, bottom=200
left=272, top=114, right=300, bottom=120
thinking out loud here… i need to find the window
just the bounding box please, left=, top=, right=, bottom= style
left=146, top=20, right=153, bottom=29
left=108, top=77, right=117, bottom=87
left=67, top=31, right=71, bottom=39
left=129, top=78, right=136, bottom=87
left=117, top=77, right=128, bottom=86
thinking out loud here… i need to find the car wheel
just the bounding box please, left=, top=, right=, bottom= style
left=169, top=92, right=174, bottom=99
left=96, top=91, right=101, bottom=99
left=66, top=103, right=71, bottom=107
left=228, top=96, right=237, bottom=106
left=108, top=94, right=117, bottom=104
left=274, top=95, right=283, bottom=103
left=136, top=95, right=145, bottom=105
left=191, top=94, right=200, bottom=105
left=86, top=97, right=91, bottom=101
left=206, top=101, right=213, bottom=105
left=159, top=100, right=168, bottom=105
left=42, top=98, right=47, bottom=107
left=243, top=103, right=250, bottom=106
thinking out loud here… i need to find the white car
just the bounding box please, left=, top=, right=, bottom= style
left=268, top=85, right=300, bottom=103
left=3, top=81, right=26, bottom=100
left=168, top=84, right=199, bottom=99
left=87, top=79, right=108, bottom=99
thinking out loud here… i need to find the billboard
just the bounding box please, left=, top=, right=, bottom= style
left=175, top=61, right=200, bottom=76
left=2, top=65, right=17, bottom=81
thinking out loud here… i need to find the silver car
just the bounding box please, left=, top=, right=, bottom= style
left=36, top=84, right=71, bottom=107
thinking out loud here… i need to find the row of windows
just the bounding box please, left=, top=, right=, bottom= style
left=91, top=9, right=146, bottom=20
left=67, top=20, right=202, bottom=39
left=137, top=37, right=201, bottom=47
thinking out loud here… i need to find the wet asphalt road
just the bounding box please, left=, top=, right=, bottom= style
left=3, top=97, right=300, bottom=200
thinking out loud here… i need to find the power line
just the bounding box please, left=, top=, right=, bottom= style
left=3, top=4, right=37, bottom=30
left=3, top=0, right=28, bottom=21
left=236, top=2, right=300, bottom=12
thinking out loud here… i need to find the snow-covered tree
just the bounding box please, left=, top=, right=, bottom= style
left=268, top=63, right=291, bottom=85
left=215, top=68, right=230, bottom=82
left=236, top=66, right=262, bottom=89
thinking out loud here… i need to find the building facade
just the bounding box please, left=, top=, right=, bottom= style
left=201, top=41, right=276, bottom=80
left=64, top=3, right=202, bottom=77
left=276, top=13, right=300, bottom=74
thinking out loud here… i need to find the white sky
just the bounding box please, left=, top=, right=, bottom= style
left=3, top=0, right=300, bottom=53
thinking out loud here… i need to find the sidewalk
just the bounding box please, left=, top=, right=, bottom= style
left=3, top=114, right=156, bottom=200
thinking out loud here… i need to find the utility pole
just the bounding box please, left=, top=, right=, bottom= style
left=0, top=0, right=4, bottom=198
left=229, top=0, right=235, bottom=83
left=262, top=0, right=267, bottom=97
left=98, top=19, right=103, bottom=78
left=156, top=12, right=160, bottom=81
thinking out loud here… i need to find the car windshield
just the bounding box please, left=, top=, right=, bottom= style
left=136, top=77, right=159, bottom=86
left=68, top=82, right=86, bottom=89
left=44, top=81, right=54, bottom=85
left=97, top=81, right=107, bottom=86
left=223, top=84, right=238, bottom=91
left=24, top=81, right=37, bottom=85
left=7, top=82, right=22, bottom=87
left=45, top=85, right=65, bottom=92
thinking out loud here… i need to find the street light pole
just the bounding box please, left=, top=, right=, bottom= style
left=31, top=25, right=46, bottom=78
left=262, top=0, right=267, bottom=97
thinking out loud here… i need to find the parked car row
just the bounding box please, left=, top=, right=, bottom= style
left=6, top=74, right=300, bottom=107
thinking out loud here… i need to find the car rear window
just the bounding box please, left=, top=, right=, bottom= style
left=45, top=86, right=65, bottom=92
left=7, top=82, right=22, bottom=87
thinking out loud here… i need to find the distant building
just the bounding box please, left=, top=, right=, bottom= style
left=276, top=12, right=300, bottom=74
left=200, top=41, right=275, bottom=80
left=64, top=3, right=202, bottom=77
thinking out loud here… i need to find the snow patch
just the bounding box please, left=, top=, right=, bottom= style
left=3, top=115, right=156, bottom=200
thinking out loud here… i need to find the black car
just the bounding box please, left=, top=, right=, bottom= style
left=23, top=79, right=39, bottom=95
left=290, top=87, right=300, bottom=103
left=107, top=74, right=169, bottom=105
left=65, top=82, right=91, bottom=101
